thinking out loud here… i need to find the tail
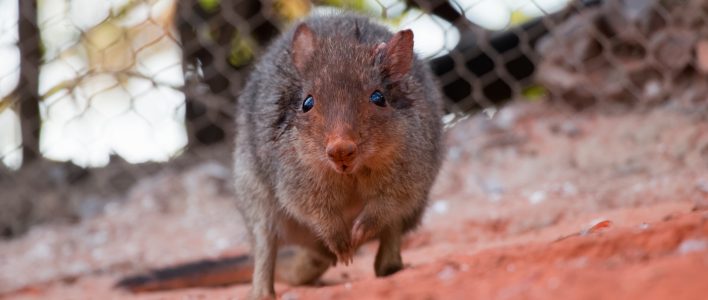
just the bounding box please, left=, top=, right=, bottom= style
left=115, top=255, right=253, bottom=292
left=116, top=246, right=333, bottom=292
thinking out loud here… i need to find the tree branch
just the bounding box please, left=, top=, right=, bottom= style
left=17, top=0, right=41, bottom=167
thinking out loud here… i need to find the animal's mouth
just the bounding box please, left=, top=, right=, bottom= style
left=329, top=160, right=357, bottom=174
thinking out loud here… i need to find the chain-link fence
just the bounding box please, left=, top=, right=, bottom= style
left=0, top=0, right=706, bottom=239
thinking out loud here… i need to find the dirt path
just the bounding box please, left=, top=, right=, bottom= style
left=2, top=101, right=707, bottom=299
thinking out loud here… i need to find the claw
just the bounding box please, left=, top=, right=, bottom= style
left=329, top=240, right=355, bottom=266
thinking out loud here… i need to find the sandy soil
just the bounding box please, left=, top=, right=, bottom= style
left=1, top=100, right=707, bottom=300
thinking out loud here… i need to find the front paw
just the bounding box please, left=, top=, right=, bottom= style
left=351, top=216, right=378, bottom=249
left=324, top=235, right=353, bottom=265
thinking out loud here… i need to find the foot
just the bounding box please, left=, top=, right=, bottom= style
left=351, top=216, right=378, bottom=249
left=324, top=234, right=354, bottom=265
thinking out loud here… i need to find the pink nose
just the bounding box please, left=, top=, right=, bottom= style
left=326, top=139, right=357, bottom=163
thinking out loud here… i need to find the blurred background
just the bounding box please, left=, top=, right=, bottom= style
left=0, top=0, right=585, bottom=238
left=1, top=0, right=707, bottom=299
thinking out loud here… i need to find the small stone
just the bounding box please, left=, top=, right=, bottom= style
left=528, top=191, right=546, bottom=205
left=282, top=291, right=299, bottom=300
left=551, top=121, right=582, bottom=138
left=482, top=107, right=497, bottom=119
left=643, top=79, right=662, bottom=99
left=482, top=178, right=504, bottom=197
left=562, top=182, right=578, bottom=196
left=677, top=239, right=708, bottom=255
left=437, top=265, right=456, bottom=281
left=697, top=179, right=708, bottom=194
left=432, top=200, right=449, bottom=215
left=693, top=179, right=708, bottom=211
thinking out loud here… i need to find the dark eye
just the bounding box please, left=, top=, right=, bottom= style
left=302, top=95, right=314, bottom=112
left=370, top=90, right=386, bottom=107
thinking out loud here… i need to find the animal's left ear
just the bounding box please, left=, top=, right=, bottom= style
left=375, top=29, right=414, bottom=82
left=292, top=23, right=317, bottom=75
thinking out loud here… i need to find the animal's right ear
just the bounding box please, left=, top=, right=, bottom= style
left=374, top=29, right=414, bottom=82
left=292, top=23, right=317, bottom=74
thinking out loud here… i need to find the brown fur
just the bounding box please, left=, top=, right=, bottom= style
left=233, top=13, right=444, bottom=300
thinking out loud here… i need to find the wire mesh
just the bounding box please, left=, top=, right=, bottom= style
left=0, top=0, right=706, bottom=239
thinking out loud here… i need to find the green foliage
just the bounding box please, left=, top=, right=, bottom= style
left=510, top=10, right=532, bottom=26
left=0, top=96, right=15, bottom=113
left=228, top=32, right=255, bottom=68
left=522, top=85, right=547, bottom=101
left=198, top=0, right=221, bottom=13
left=319, top=0, right=369, bottom=13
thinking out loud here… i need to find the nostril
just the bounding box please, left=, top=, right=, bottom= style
left=326, top=140, right=357, bottom=161
left=326, top=146, right=336, bottom=159
left=342, top=142, right=356, bottom=157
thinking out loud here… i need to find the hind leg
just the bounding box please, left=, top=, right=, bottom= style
left=247, top=223, right=277, bottom=300
left=374, top=222, right=404, bottom=277
left=234, top=155, right=279, bottom=300
left=275, top=218, right=335, bottom=285
left=276, top=246, right=332, bottom=285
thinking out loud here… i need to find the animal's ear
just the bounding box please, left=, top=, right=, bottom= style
left=292, top=23, right=317, bottom=74
left=375, top=29, right=414, bottom=81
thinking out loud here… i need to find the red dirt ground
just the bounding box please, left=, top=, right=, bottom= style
left=1, top=101, right=707, bottom=299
